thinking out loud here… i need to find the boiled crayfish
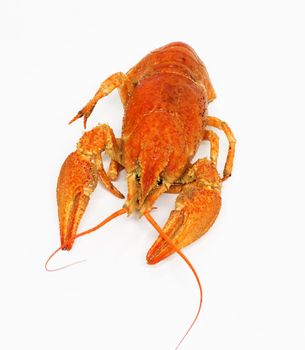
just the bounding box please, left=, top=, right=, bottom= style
left=52, top=42, right=236, bottom=348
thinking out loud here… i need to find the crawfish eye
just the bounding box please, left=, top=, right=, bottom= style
left=135, top=173, right=141, bottom=182
left=157, top=178, right=163, bottom=186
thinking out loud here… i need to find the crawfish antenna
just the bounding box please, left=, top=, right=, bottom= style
left=44, top=245, right=87, bottom=272
left=45, top=208, right=127, bottom=272
left=145, top=212, right=203, bottom=350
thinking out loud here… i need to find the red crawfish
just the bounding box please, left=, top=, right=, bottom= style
left=49, top=42, right=236, bottom=348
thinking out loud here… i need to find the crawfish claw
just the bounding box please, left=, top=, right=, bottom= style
left=146, top=159, right=222, bottom=264
left=69, top=100, right=96, bottom=128
left=57, top=151, right=98, bottom=250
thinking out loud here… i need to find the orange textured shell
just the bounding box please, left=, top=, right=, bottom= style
left=122, top=42, right=215, bottom=189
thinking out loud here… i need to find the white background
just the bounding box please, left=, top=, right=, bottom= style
left=1, top=1, right=305, bottom=349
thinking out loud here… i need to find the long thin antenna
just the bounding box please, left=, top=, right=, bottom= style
left=45, top=208, right=127, bottom=272
left=145, top=212, right=203, bottom=350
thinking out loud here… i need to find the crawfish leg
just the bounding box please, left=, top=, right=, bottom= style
left=69, top=72, right=133, bottom=128
left=108, top=158, right=124, bottom=181
left=96, top=154, right=124, bottom=199
left=107, top=139, right=124, bottom=181
left=92, top=128, right=125, bottom=199
left=206, top=116, right=236, bottom=181
left=203, top=129, right=219, bottom=166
